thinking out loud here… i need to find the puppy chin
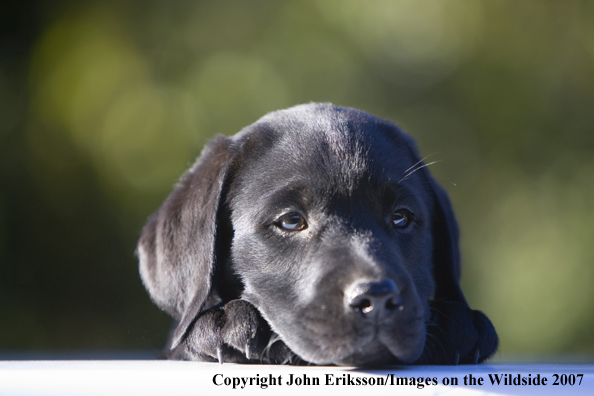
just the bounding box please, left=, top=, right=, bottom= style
left=383, top=335, right=426, bottom=365
left=381, top=322, right=427, bottom=364
left=331, top=338, right=425, bottom=367
left=332, top=319, right=427, bottom=366
left=286, top=331, right=426, bottom=367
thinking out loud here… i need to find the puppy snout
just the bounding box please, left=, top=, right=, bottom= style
left=346, top=280, right=403, bottom=320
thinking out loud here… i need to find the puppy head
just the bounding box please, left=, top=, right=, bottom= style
left=138, top=103, right=463, bottom=366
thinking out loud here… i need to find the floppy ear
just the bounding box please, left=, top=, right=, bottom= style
left=425, top=177, right=467, bottom=304
left=137, top=135, right=236, bottom=349
left=396, top=129, right=467, bottom=304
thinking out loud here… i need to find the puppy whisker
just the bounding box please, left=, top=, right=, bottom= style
left=398, top=160, right=442, bottom=184
left=424, top=332, right=447, bottom=360
left=403, top=153, right=440, bottom=174
left=262, top=333, right=283, bottom=364
left=430, top=305, right=464, bottom=329
left=281, top=353, right=296, bottom=365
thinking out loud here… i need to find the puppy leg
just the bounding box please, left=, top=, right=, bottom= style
left=169, top=300, right=295, bottom=364
left=417, top=300, right=498, bottom=365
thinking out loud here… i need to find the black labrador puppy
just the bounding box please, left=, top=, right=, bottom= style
left=137, top=103, right=498, bottom=366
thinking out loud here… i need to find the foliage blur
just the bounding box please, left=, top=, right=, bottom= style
left=1, top=0, right=593, bottom=356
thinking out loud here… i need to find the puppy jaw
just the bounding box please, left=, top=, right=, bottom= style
left=237, top=231, right=430, bottom=366
left=243, top=279, right=427, bottom=366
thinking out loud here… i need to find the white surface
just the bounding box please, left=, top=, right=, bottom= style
left=0, top=360, right=592, bottom=396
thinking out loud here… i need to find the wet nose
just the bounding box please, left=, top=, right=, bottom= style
left=346, top=279, right=403, bottom=320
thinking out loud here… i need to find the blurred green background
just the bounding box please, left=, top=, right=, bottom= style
left=1, top=0, right=593, bottom=358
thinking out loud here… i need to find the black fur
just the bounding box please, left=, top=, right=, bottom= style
left=137, top=103, right=498, bottom=366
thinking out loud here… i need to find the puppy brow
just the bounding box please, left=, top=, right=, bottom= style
left=264, top=184, right=313, bottom=209
left=381, top=184, right=419, bottom=208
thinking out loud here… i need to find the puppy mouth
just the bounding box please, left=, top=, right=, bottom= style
left=343, top=322, right=426, bottom=366
left=276, top=315, right=426, bottom=366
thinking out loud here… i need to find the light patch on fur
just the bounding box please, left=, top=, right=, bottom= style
left=323, top=113, right=369, bottom=195
left=297, top=230, right=386, bottom=306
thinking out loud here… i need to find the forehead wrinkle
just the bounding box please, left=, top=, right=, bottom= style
left=320, top=114, right=370, bottom=196
left=256, top=124, right=367, bottom=200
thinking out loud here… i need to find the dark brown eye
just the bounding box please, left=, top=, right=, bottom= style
left=277, top=213, right=308, bottom=232
left=392, top=209, right=412, bottom=228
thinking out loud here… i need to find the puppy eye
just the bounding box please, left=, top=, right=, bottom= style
left=276, top=213, right=308, bottom=232
left=392, top=209, right=412, bottom=229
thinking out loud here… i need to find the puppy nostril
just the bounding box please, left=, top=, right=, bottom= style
left=385, top=296, right=404, bottom=312
left=350, top=298, right=374, bottom=314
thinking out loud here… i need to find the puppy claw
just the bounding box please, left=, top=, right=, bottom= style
left=217, top=347, right=224, bottom=364
left=245, top=344, right=251, bottom=360
left=473, top=349, right=480, bottom=365
left=453, top=352, right=460, bottom=366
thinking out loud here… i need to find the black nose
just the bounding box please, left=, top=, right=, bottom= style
left=346, top=280, right=403, bottom=320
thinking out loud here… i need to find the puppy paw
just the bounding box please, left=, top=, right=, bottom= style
left=416, top=300, right=498, bottom=365
left=173, top=299, right=295, bottom=364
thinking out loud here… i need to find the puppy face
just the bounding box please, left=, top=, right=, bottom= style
left=137, top=103, right=489, bottom=366
left=226, top=108, right=434, bottom=365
